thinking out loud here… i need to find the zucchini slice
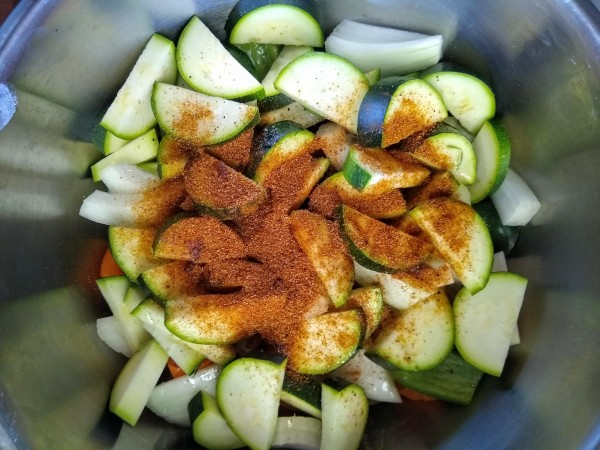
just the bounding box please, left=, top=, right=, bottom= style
left=96, top=277, right=150, bottom=354
left=265, top=155, right=329, bottom=212
left=309, top=172, right=407, bottom=220
left=109, top=339, right=169, bottom=426
left=409, top=197, right=494, bottom=293
left=342, top=145, right=430, bottom=194
left=109, top=226, right=165, bottom=283
left=153, top=213, right=247, bottom=263
left=177, top=16, right=264, bottom=101
left=151, top=83, right=259, bottom=145
left=290, top=210, right=354, bottom=307
left=357, top=76, right=447, bottom=148
left=101, top=34, right=177, bottom=140
left=454, top=272, right=527, bottom=376
left=391, top=351, right=484, bottom=406
left=226, top=43, right=261, bottom=81
left=103, top=131, right=129, bottom=155
left=132, top=298, right=235, bottom=373
left=366, top=290, right=454, bottom=371
left=250, top=120, right=315, bottom=183
left=288, top=310, right=364, bottom=374
left=91, top=128, right=159, bottom=182
left=340, top=286, right=384, bottom=339
left=411, top=131, right=477, bottom=185
left=257, top=93, right=295, bottom=113
left=421, top=62, right=496, bottom=134
left=216, top=357, right=287, bottom=450
left=184, top=152, right=267, bottom=220
left=164, top=293, right=286, bottom=345
left=157, top=135, right=198, bottom=180
left=320, top=383, right=368, bottom=450
left=377, top=271, right=439, bottom=310
left=226, top=0, right=324, bottom=47
left=467, top=119, right=511, bottom=203
left=405, top=171, right=461, bottom=209
left=141, top=260, right=207, bottom=304
left=337, top=205, right=433, bottom=273
left=260, top=45, right=313, bottom=99
left=315, top=121, right=354, bottom=171
left=189, top=391, right=246, bottom=449
left=274, top=51, right=370, bottom=133
left=205, top=127, right=254, bottom=172
left=280, top=372, right=322, bottom=419
left=206, top=258, right=278, bottom=294
left=132, top=299, right=204, bottom=375
left=259, top=101, right=324, bottom=128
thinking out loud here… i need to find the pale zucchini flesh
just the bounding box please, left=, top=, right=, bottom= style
left=468, top=119, right=511, bottom=203
left=151, top=83, right=259, bottom=145
left=228, top=3, right=324, bottom=47
left=109, top=339, right=169, bottom=426
left=101, top=34, right=177, bottom=140
left=409, top=197, right=494, bottom=294
left=288, top=310, right=363, bottom=374
left=216, top=357, right=286, bottom=450
left=367, top=290, right=454, bottom=371
left=190, top=391, right=246, bottom=450
left=91, top=128, right=159, bottom=182
left=320, top=383, right=368, bottom=450
left=274, top=51, right=370, bottom=133
left=261, top=45, right=313, bottom=97
left=454, top=272, right=527, bottom=376
left=422, top=67, right=496, bottom=134
left=289, top=210, right=354, bottom=308
left=177, top=16, right=264, bottom=100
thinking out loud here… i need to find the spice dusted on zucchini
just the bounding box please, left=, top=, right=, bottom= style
left=357, top=76, right=447, bottom=148
left=409, top=197, right=494, bottom=294
left=153, top=213, right=247, bottom=263
left=289, top=209, right=354, bottom=307
left=309, top=172, right=408, bottom=219
left=337, top=204, right=434, bottom=273
left=184, top=152, right=267, bottom=220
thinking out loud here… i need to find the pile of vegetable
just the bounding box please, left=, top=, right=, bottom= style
left=81, top=0, right=541, bottom=448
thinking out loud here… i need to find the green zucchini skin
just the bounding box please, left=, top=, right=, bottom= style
left=225, top=0, right=321, bottom=37
left=473, top=199, right=520, bottom=254
left=233, top=43, right=282, bottom=80
left=357, top=77, right=405, bottom=147
left=257, top=93, right=295, bottom=112
left=421, top=62, right=493, bottom=90
left=391, top=351, right=484, bottom=406
left=281, top=371, right=322, bottom=418
left=225, top=43, right=260, bottom=80
left=247, top=119, right=305, bottom=177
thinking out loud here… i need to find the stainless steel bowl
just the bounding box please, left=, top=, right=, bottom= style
left=1, top=1, right=599, bottom=449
